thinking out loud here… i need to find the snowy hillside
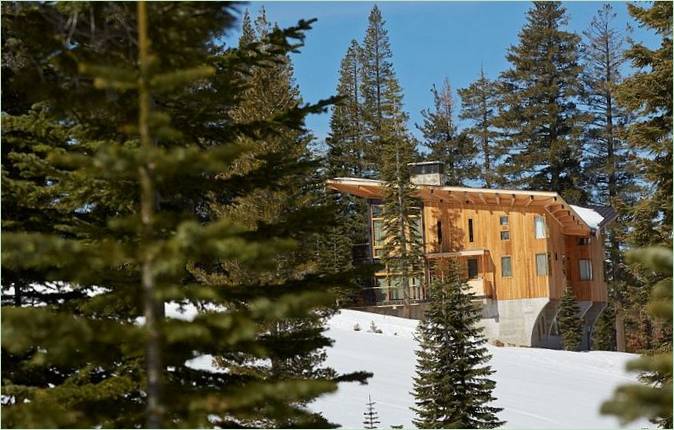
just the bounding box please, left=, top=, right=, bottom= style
left=310, top=310, right=649, bottom=429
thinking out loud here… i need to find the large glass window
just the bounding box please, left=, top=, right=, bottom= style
left=501, top=256, right=512, bottom=277
left=536, top=253, right=549, bottom=276
left=373, top=219, right=384, bottom=258
left=579, top=259, right=593, bottom=281
left=374, top=277, right=388, bottom=302
left=535, top=215, right=547, bottom=239
left=389, top=276, right=402, bottom=300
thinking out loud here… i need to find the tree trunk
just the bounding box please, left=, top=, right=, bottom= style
left=615, top=302, right=626, bottom=352
left=137, top=2, right=163, bottom=426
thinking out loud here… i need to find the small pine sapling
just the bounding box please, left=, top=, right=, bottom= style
left=363, top=394, right=381, bottom=429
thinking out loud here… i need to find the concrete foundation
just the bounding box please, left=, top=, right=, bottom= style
left=350, top=297, right=605, bottom=350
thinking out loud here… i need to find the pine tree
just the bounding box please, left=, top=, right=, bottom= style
left=417, top=79, right=478, bottom=186
left=380, top=134, right=424, bottom=319
left=615, top=2, right=672, bottom=248
left=323, top=38, right=370, bottom=293
left=495, top=2, right=587, bottom=204
left=363, top=394, right=381, bottom=429
left=2, top=3, right=367, bottom=427
left=327, top=39, right=366, bottom=178
left=601, top=247, right=672, bottom=428
left=359, top=5, right=409, bottom=175
left=204, top=9, right=367, bottom=427
left=558, top=287, right=584, bottom=351
left=615, top=2, right=672, bottom=356
left=579, top=3, right=638, bottom=353
left=411, top=260, right=504, bottom=429
left=458, top=68, right=500, bottom=188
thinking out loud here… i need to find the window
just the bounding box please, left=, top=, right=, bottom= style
left=536, top=253, right=549, bottom=276
left=468, top=219, right=474, bottom=243
left=372, top=220, right=384, bottom=258
left=411, top=214, right=423, bottom=242
left=535, top=215, right=547, bottom=239
left=500, top=215, right=509, bottom=225
left=389, top=276, right=402, bottom=300
left=500, top=230, right=510, bottom=240
left=501, top=256, right=512, bottom=277
left=467, top=258, right=479, bottom=279
left=579, top=259, right=593, bottom=281
left=436, top=220, right=443, bottom=246
left=375, top=275, right=424, bottom=303
left=371, top=205, right=384, bottom=258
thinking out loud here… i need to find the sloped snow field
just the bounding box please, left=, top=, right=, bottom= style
left=309, top=310, right=649, bottom=429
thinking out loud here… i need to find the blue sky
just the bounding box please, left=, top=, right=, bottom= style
left=223, top=2, right=660, bottom=146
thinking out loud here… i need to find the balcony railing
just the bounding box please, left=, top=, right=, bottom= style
left=358, top=279, right=493, bottom=306
left=360, top=285, right=427, bottom=306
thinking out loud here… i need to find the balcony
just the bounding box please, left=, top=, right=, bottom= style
left=359, top=285, right=427, bottom=306
left=467, top=277, right=493, bottom=298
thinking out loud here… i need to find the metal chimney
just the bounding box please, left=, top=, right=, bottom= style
left=408, top=161, right=445, bottom=186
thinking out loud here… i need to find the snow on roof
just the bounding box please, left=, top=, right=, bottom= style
left=331, top=177, right=382, bottom=184
left=570, top=205, right=605, bottom=229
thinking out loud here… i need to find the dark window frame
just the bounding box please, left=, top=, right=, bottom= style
left=467, top=258, right=479, bottom=279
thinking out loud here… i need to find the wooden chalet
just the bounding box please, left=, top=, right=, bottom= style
left=327, top=162, right=616, bottom=349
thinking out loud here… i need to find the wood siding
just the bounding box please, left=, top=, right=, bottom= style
left=564, top=233, right=608, bottom=302
left=420, top=201, right=608, bottom=303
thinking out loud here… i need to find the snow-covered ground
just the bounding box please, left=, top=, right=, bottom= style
left=310, top=310, right=649, bottom=429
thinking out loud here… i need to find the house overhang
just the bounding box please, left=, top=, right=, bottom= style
left=326, top=177, right=611, bottom=237
left=426, top=248, right=488, bottom=259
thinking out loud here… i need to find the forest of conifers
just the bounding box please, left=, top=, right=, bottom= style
left=1, top=1, right=671, bottom=428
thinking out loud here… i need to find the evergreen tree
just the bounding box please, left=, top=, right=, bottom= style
left=615, top=2, right=672, bottom=248
left=580, top=3, right=633, bottom=207
left=601, top=247, right=672, bottom=428
left=558, top=287, right=584, bottom=351
left=363, top=394, right=381, bottom=429
left=380, top=134, right=424, bottom=319
left=2, top=3, right=367, bottom=427
left=417, top=79, right=478, bottom=186
left=580, top=3, right=638, bottom=353
left=616, top=2, right=672, bottom=355
left=458, top=68, right=500, bottom=188
left=359, top=5, right=409, bottom=175
left=327, top=39, right=366, bottom=177
left=495, top=2, right=587, bottom=204
left=205, top=9, right=368, bottom=427
left=322, top=38, right=370, bottom=296
left=411, top=260, right=504, bottom=429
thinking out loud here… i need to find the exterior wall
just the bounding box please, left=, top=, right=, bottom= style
left=564, top=231, right=609, bottom=302
left=492, top=298, right=550, bottom=346
left=546, top=211, right=568, bottom=300
left=422, top=202, right=552, bottom=300
left=355, top=197, right=609, bottom=350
